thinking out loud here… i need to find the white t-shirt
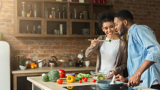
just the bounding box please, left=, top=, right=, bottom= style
left=99, top=37, right=120, bottom=74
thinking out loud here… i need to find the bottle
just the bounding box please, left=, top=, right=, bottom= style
left=34, top=3, right=37, bottom=17
left=58, top=6, right=61, bottom=19
left=45, top=7, right=48, bottom=18
left=74, top=8, right=77, bottom=19
left=28, top=5, right=32, bottom=16
left=26, top=25, right=30, bottom=33
left=21, top=2, right=26, bottom=17
left=62, top=5, right=66, bottom=19
left=51, top=7, right=56, bottom=18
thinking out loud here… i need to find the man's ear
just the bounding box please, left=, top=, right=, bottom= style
left=123, top=20, right=128, bottom=26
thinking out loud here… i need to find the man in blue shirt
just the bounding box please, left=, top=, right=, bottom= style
left=114, top=10, right=160, bottom=89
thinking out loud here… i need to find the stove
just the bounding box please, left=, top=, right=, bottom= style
left=63, top=85, right=142, bottom=90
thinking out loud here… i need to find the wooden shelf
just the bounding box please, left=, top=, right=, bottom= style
left=70, top=2, right=91, bottom=5
left=15, top=0, right=113, bottom=37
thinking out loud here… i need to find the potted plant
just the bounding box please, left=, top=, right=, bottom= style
left=19, top=57, right=27, bottom=70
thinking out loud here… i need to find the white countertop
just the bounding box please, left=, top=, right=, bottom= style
left=12, top=66, right=96, bottom=74
left=27, top=76, right=156, bottom=90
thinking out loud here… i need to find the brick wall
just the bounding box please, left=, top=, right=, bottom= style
left=0, top=0, right=160, bottom=66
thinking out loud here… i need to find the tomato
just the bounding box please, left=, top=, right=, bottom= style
left=92, top=79, right=96, bottom=83
left=82, top=76, right=85, bottom=80
left=60, top=74, right=63, bottom=78
left=57, top=79, right=63, bottom=84
left=84, top=78, right=87, bottom=82
left=84, top=77, right=87, bottom=79
left=79, top=80, right=82, bottom=83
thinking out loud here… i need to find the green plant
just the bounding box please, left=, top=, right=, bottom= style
left=20, top=57, right=26, bottom=66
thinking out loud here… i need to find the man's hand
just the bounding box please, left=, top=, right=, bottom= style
left=115, top=74, right=128, bottom=83
left=91, top=38, right=100, bottom=47
left=128, top=73, right=141, bottom=87
left=107, top=70, right=115, bottom=79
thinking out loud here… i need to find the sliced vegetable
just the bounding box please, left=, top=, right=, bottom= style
left=77, top=73, right=90, bottom=78
left=57, top=79, right=63, bottom=84
left=97, top=73, right=106, bottom=81
left=75, top=77, right=82, bottom=81
left=66, top=75, right=75, bottom=83
left=79, top=80, right=82, bottom=83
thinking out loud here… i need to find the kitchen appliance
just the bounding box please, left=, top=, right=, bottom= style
left=0, top=41, right=10, bottom=90
left=47, top=56, right=58, bottom=67
left=63, top=85, right=142, bottom=90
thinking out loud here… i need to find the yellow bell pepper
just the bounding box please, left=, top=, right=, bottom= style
left=66, top=75, right=75, bottom=83
left=67, top=86, right=74, bottom=89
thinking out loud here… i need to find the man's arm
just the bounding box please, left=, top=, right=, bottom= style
left=128, top=60, right=154, bottom=87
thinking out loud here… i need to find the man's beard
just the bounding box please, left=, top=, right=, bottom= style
left=119, top=23, right=127, bottom=37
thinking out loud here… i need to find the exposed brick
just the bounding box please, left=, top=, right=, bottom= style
left=14, top=45, right=28, bottom=49
left=20, top=50, right=33, bottom=53
left=35, top=50, right=43, bottom=53
left=44, top=50, right=55, bottom=53
left=52, top=46, right=64, bottom=49
left=6, top=23, right=14, bottom=27
left=39, top=46, right=52, bottom=49
left=29, top=46, right=39, bottom=49
left=38, top=54, right=50, bottom=57
left=48, top=42, right=61, bottom=46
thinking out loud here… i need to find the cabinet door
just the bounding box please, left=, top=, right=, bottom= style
left=44, top=19, right=69, bottom=37
left=69, top=20, right=92, bottom=37
left=16, top=18, right=44, bottom=37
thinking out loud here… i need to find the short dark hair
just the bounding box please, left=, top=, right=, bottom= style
left=97, top=10, right=115, bottom=28
left=114, top=10, right=133, bottom=22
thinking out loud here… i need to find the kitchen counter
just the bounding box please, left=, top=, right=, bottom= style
left=27, top=76, right=156, bottom=90
left=12, top=66, right=96, bottom=74
left=12, top=66, right=96, bottom=90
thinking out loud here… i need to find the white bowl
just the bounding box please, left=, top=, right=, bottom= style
left=19, top=65, right=27, bottom=70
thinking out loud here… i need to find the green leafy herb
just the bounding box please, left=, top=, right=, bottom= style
left=109, top=39, right=112, bottom=42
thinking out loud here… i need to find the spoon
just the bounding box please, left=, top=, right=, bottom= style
left=110, top=75, right=115, bottom=84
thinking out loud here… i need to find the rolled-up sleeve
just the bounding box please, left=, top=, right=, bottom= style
left=136, top=26, right=160, bottom=63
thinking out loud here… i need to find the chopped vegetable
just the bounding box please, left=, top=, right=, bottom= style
left=77, top=73, right=90, bottom=78
left=75, top=77, right=82, bottom=81
left=97, top=73, right=106, bottom=81
left=48, top=70, right=60, bottom=82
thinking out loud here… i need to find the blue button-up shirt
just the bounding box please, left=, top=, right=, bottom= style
left=127, top=24, right=160, bottom=88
